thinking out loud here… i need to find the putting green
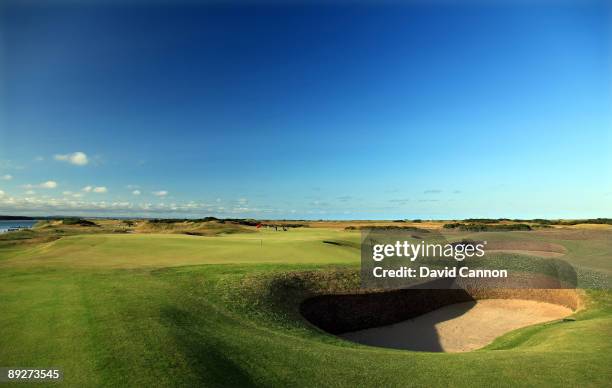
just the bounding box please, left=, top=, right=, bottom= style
left=2, top=229, right=360, bottom=269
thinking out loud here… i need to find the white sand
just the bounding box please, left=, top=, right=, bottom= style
left=340, top=299, right=572, bottom=352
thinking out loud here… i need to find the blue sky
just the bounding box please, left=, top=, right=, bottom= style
left=0, top=1, right=610, bottom=219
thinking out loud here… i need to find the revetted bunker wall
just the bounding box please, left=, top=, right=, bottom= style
left=300, top=287, right=581, bottom=335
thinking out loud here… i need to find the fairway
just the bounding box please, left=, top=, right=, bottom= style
left=1, top=224, right=611, bottom=387
left=2, top=229, right=360, bottom=269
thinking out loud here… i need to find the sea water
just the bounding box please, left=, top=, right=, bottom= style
left=0, top=220, right=38, bottom=233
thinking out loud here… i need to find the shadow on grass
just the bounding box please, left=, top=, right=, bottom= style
left=160, top=306, right=257, bottom=387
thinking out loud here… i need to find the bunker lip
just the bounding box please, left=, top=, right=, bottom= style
left=300, top=286, right=582, bottom=352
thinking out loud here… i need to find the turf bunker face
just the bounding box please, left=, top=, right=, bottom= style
left=300, top=288, right=581, bottom=352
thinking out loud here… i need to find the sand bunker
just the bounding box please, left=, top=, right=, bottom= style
left=340, top=299, right=572, bottom=352
left=301, top=286, right=581, bottom=352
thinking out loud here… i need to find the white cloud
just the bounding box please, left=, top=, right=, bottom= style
left=132, top=190, right=141, bottom=195
left=0, top=196, right=200, bottom=214
left=54, top=152, right=89, bottom=166
left=63, top=191, right=83, bottom=198
left=153, top=190, right=168, bottom=197
left=40, top=181, right=58, bottom=189
left=82, top=185, right=107, bottom=193
left=24, top=181, right=58, bottom=189
left=25, top=190, right=35, bottom=195
left=0, top=190, right=4, bottom=197
left=0, top=193, right=283, bottom=217
left=1, top=174, right=12, bottom=180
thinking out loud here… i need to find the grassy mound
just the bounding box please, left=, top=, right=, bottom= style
left=62, top=217, right=99, bottom=227
left=135, top=219, right=254, bottom=236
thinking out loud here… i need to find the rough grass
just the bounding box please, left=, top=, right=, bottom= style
left=449, top=229, right=612, bottom=276
left=134, top=220, right=254, bottom=236
left=0, top=227, right=610, bottom=387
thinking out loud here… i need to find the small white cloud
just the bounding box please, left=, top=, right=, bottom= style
left=0, top=189, right=4, bottom=196
left=93, top=186, right=107, bottom=193
left=27, top=181, right=58, bottom=189
left=25, top=190, right=35, bottom=195
left=132, top=190, right=141, bottom=195
left=63, top=191, right=83, bottom=198
left=54, top=151, right=89, bottom=166
left=34, top=156, right=44, bottom=162
left=1, top=174, right=12, bottom=180
left=82, top=186, right=93, bottom=192
left=153, top=190, right=168, bottom=197
left=41, top=181, right=58, bottom=189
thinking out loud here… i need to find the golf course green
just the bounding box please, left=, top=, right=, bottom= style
left=1, top=221, right=611, bottom=387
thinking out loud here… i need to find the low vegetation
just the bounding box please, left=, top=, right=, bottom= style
left=62, top=217, right=99, bottom=227
left=550, top=218, right=612, bottom=226
left=345, top=225, right=429, bottom=232
left=444, top=223, right=532, bottom=231
left=453, top=218, right=612, bottom=227
left=462, top=218, right=508, bottom=224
